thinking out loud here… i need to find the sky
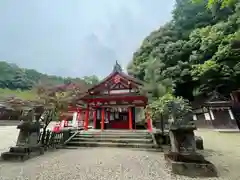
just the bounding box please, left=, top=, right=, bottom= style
left=0, top=0, right=175, bottom=78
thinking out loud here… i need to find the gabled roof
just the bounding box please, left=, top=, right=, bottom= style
left=206, top=91, right=230, bottom=102
left=203, top=91, right=231, bottom=107
left=87, top=61, right=143, bottom=92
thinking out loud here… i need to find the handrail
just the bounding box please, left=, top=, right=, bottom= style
left=63, top=130, right=80, bottom=145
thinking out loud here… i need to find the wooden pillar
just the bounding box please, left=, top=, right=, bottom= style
left=101, top=107, right=105, bottom=130
left=132, top=107, right=136, bottom=129
left=93, top=109, right=97, bottom=129
left=107, top=110, right=110, bottom=122
left=207, top=107, right=214, bottom=128
left=84, top=105, right=89, bottom=130
left=128, top=107, right=133, bottom=130
left=228, top=108, right=235, bottom=120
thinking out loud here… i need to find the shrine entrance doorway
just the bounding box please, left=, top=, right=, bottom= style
left=95, top=107, right=135, bottom=130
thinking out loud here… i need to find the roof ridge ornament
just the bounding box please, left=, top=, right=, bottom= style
left=112, top=60, right=122, bottom=73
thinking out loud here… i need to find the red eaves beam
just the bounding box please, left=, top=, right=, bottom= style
left=83, top=95, right=147, bottom=102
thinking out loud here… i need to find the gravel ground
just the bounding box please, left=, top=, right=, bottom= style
left=0, top=147, right=221, bottom=180
left=0, top=127, right=239, bottom=180
left=0, top=126, right=19, bottom=154
left=195, top=130, right=240, bottom=180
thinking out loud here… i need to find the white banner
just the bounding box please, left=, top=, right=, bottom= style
left=72, top=112, right=78, bottom=127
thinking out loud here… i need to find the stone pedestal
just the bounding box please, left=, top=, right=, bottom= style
left=16, top=121, right=42, bottom=146
left=1, top=121, right=44, bottom=161
left=169, top=127, right=196, bottom=153
left=165, top=125, right=217, bottom=177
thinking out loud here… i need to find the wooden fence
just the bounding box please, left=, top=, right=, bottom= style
left=39, top=129, right=71, bottom=149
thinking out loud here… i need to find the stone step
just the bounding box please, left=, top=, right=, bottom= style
left=75, top=133, right=151, bottom=137
left=76, top=130, right=150, bottom=135
left=66, top=130, right=157, bottom=150
left=66, top=141, right=157, bottom=149
left=63, top=146, right=163, bottom=152
left=74, top=134, right=152, bottom=139
left=71, top=137, right=153, bottom=144
left=1, top=152, right=28, bottom=160
left=86, top=130, right=149, bottom=132
left=10, top=146, right=30, bottom=153
left=1, top=152, right=27, bottom=156
left=75, top=131, right=150, bottom=136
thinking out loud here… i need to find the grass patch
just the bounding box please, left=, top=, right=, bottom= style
left=0, top=88, right=38, bottom=101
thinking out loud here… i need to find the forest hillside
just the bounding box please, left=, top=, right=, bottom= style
left=0, top=61, right=99, bottom=100
left=128, top=0, right=240, bottom=101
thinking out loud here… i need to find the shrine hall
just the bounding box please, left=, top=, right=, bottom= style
left=68, top=61, right=152, bottom=131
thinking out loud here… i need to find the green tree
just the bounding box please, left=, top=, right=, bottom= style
left=0, top=61, right=93, bottom=91
left=36, top=84, right=82, bottom=144
left=192, top=0, right=237, bottom=8
left=148, top=93, right=192, bottom=123
left=128, top=0, right=240, bottom=100
left=10, top=70, right=34, bottom=90
left=83, top=75, right=100, bottom=85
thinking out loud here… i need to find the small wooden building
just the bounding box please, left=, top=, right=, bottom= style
left=193, top=92, right=239, bottom=129
left=230, top=89, right=240, bottom=128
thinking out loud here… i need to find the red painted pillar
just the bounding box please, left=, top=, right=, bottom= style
left=146, top=108, right=152, bottom=132
left=128, top=107, right=133, bottom=130
left=101, top=107, right=105, bottom=130
left=93, top=109, right=97, bottom=129
left=84, top=105, right=89, bottom=130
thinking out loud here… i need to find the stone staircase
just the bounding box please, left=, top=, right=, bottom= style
left=65, top=130, right=159, bottom=149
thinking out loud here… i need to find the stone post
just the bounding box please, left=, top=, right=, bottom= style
left=169, top=123, right=197, bottom=154
left=62, top=129, right=71, bottom=143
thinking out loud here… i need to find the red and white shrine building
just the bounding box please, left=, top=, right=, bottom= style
left=61, top=62, right=152, bottom=131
